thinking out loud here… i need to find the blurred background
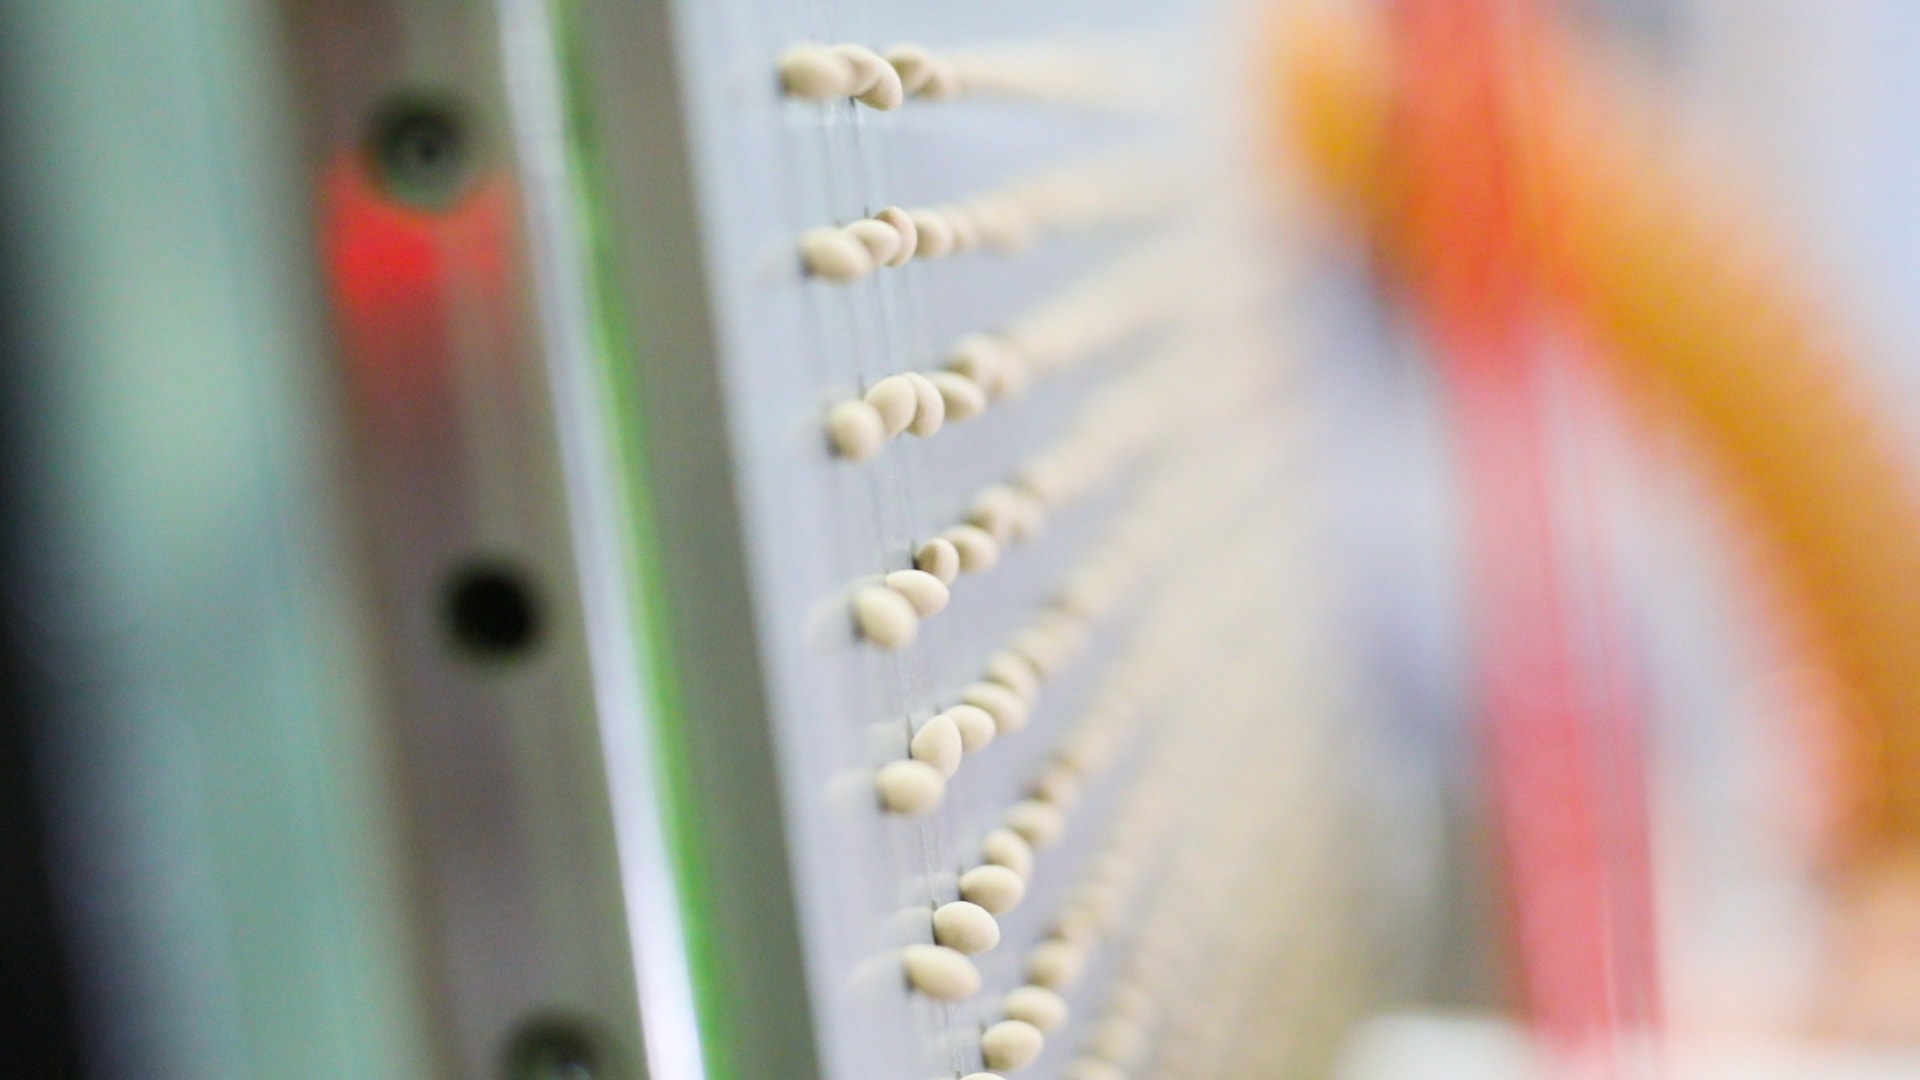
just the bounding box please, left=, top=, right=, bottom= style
left=5, top=0, right=1920, bottom=1077
left=1304, top=0, right=1920, bottom=1073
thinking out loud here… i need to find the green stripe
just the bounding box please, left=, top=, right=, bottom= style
left=550, top=2, right=734, bottom=1076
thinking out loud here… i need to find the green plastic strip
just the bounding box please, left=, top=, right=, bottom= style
left=550, top=2, right=735, bottom=1077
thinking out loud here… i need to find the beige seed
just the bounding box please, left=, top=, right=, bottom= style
left=1108, top=982, right=1156, bottom=1026
left=965, top=200, right=1009, bottom=248
left=884, top=42, right=937, bottom=94
left=1036, top=609, right=1091, bottom=653
left=973, top=201, right=1035, bottom=253
left=1055, top=567, right=1115, bottom=617
left=910, top=713, right=963, bottom=778
left=1087, top=1018, right=1146, bottom=1066
left=830, top=44, right=892, bottom=98
left=981, top=1020, right=1044, bottom=1072
left=1052, top=903, right=1100, bottom=945
left=941, top=524, right=1000, bottom=573
left=932, top=900, right=1001, bottom=954
left=800, top=226, right=874, bottom=281
left=998, top=209, right=1036, bottom=253
left=1053, top=729, right=1107, bottom=773
left=995, top=347, right=1033, bottom=398
left=1015, top=459, right=1067, bottom=505
left=863, top=375, right=918, bottom=436
left=968, top=484, right=1022, bottom=543
left=885, top=569, right=950, bottom=617
left=853, top=62, right=904, bottom=110
left=943, top=705, right=998, bottom=752
left=1089, top=853, right=1138, bottom=891
left=1063, top=1060, right=1126, bottom=1080
left=1032, top=766, right=1082, bottom=810
left=852, top=585, right=918, bottom=648
left=902, top=371, right=945, bottom=436
left=1069, top=884, right=1125, bottom=935
left=1004, top=798, right=1066, bottom=849
left=962, top=681, right=1028, bottom=735
left=826, top=399, right=886, bottom=460
left=1002, top=985, right=1068, bottom=1032
left=902, top=943, right=980, bottom=1001
left=873, top=206, right=918, bottom=265
left=875, top=759, right=945, bottom=816
left=982, top=650, right=1041, bottom=701
left=830, top=42, right=884, bottom=81
left=958, top=864, right=1026, bottom=915
left=1008, top=626, right=1070, bottom=678
left=929, top=371, right=988, bottom=421
left=1046, top=453, right=1100, bottom=504
left=980, top=826, right=1035, bottom=879
left=1007, top=489, right=1047, bottom=542
left=947, top=334, right=1006, bottom=397
left=845, top=218, right=901, bottom=265
left=914, top=536, right=961, bottom=585
left=942, top=204, right=981, bottom=251
left=1025, top=938, right=1085, bottom=990
left=778, top=45, right=854, bottom=99
left=1071, top=724, right=1131, bottom=767
left=910, top=209, right=955, bottom=259
left=920, top=60, right=961, bottom=99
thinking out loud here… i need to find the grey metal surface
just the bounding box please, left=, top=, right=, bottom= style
left=567, top=3, right=1303, bottom=1079
left=279, top=0, right=653, bottom=1074
left=498, top=1, right=709, bottom=1076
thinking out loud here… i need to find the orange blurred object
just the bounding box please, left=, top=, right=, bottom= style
left=1276, top=0, right=1920, bottom=867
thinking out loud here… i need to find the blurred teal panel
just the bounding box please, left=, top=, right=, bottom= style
left=2, top=1, right=432, bottom=1076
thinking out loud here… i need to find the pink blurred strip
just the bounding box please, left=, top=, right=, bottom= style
left=1389, top=0, right=1662, bottom=1069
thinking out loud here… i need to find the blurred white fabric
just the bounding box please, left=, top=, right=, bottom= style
left=1337, top=1013, right=1920, bottom=1079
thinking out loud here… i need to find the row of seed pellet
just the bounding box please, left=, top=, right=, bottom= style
left=823, top=233, right=1237, bottom=462
left=831, top=249, right=1271, bottom=463
left=781, top=41, right=1160, bottom=110
left=881, top=435, right=1300, bottom=1048
left=772, top=34, right=1194, bottom=1080
left=797, top=158, right=1178, bottom=284
left=773, top=24, right=1331, bottom=1080
left=889, top=404, right=1293, bottom=730
left=846, top=332, right=1279, bottom=648
left=1057, top=518, right=1321, bottom=1080
left=959, top=507, right=1304, bottom=1076
left=1076, top=541, right=1361, bottom=1080
left=872, top=425, right=1305, bottom=1074
left=909, top=601, right=1208, bottom=1071
left=870, top=413, right=1290, bottom=818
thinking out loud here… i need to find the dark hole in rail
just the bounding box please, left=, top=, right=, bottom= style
left=445, top=562, right=540, bottom=657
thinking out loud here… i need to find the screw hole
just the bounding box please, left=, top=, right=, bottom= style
left=445, top=562, right=540, bottom=657
left=369, top=94, right=475, bottom=209
left=504, top=1018, right=605, bottom=1080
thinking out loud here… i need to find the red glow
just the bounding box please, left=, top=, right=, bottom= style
left=317, top=153, right=520, bottom=406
